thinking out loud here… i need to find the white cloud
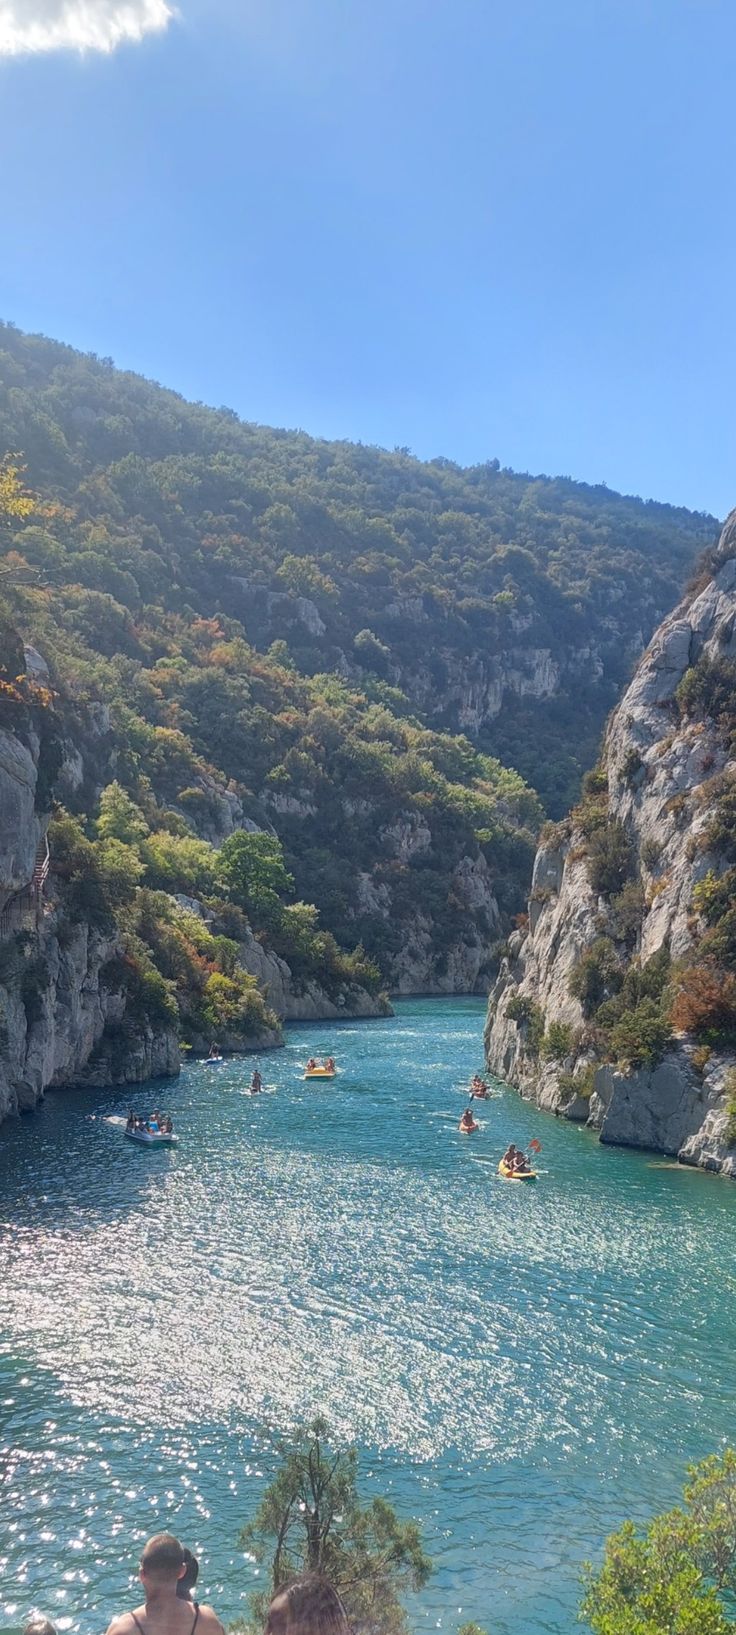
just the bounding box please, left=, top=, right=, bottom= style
left=0, top=0, right=175, bottom=55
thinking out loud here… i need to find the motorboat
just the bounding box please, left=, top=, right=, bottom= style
left=125, top=1124, right=176, bottom=1146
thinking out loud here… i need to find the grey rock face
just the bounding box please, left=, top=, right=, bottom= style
left=485, top=516, right=736, bottom=1178
left=0, top=728, right=42, bottom=910
left=0, top=918, right=180, bottom=1125
left=232, top=924, right=390, bottom=1023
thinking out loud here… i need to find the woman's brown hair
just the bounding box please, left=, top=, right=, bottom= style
left=265, top=1575, right=350, bottom=1635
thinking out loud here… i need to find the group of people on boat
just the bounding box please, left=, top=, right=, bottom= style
left=305, top=1057, right=336, bottom=1072
left=126, top=1111, right=173, bottom=1135
left=469, top=1074, right=491, bottom=1098
left=501, top=1142, right=533, bottom=1174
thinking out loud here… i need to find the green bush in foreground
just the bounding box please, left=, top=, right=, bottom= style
left=581, top=1448, right=736, bottom=1634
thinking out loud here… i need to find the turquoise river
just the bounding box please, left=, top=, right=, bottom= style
left=0, top=998, right=735, bottom=1635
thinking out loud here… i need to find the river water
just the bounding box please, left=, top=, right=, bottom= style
left=0, top=998, right=734, bottom=1635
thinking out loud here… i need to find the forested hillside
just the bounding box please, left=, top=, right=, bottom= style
left=0, top=324, right=716, bottom=816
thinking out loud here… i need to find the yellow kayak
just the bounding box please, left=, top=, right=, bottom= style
left=304, top=1067, right=336, bottom=1079
left=498, top=1161, right=537, bottom=1181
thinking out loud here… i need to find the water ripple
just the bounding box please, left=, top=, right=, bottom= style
left=0, top=999, right=734, bottom=1635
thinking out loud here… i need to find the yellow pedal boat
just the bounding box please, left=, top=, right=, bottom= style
left=304, top=1066, right=337, bottom=1079
left=498, top=1160, right=537, bottom=1181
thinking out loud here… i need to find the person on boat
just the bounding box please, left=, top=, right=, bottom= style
left=324, top=1057, right=335, bottom=1072
left=251, top=1069, right=262, bottom=1093
left=104, top=1533, right=224, bottom=1635
left=459, top=1107, right=478, bottom=1132
left=264, top=1574, right=349, bottom=1635
left=306, top=1058, right=317, bottom=1072
left=502, top=1143, right=518, bottom=1169
left=126, top=1111, right=135, bottom=1133
left=513, top=1147, right=531, bottom=1173
left=163, top=1116, right=173, bottom=1134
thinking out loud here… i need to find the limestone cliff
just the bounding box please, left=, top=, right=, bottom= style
left=0, top=699, right=183, bottom=1125
left=352, top=821, right=502, bottom=995
left=0, top=918, right=181, bottom=1121
left=485, top=513, right=736, bottom=1178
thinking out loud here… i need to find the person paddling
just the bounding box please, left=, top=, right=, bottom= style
left=105, top=1534, right=224, bottom=1635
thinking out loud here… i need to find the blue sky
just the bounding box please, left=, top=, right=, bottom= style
left=1, top=0, right=735, bottom=516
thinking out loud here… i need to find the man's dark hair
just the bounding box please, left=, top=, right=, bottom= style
left=141, top=1534, right=185, bottom=1580
left=177, top=1549, right=199, bottom=1600
left=23, top=1619, right=58, bottom=1635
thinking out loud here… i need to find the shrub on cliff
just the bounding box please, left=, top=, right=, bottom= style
left=587, top=821, right=633, bottom=898
left=569, top=938, right=623, bottom=1017
left=540, top=1021, right=575, bottom=1061
left=676, top=654, right=736, bottom=747
left=608, top=997, right=672, bottom=1070
left=671, top=961, right=736, bottom=1045
left=609, top=880, right=645, bottom=947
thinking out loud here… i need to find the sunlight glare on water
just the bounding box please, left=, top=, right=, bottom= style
left=0, top=998, right=735, bottom=1635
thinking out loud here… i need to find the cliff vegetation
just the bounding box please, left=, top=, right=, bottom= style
left=486, top=512, right=736, bottom=1176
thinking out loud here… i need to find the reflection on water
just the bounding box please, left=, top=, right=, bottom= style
left=0, top=999, right=734, bottom=1634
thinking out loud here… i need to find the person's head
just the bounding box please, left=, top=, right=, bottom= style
left=140, top=1534, right=185, bottom=1595
left=23, top=1617, right=58, bottom=1635
left=176, top=1548, right=199, bottom=1601
left=265, top=1577, right=349, bottom=1635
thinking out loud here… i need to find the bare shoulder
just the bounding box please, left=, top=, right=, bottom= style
left=104, top=1615, right=139, bottom=1635
left=196, top=1605, right=225, bottom=1635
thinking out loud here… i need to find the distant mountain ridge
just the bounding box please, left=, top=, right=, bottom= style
left=0, top=322, right=717, bottom=816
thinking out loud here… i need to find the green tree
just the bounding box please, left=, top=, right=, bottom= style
left=581, top=1449, right=736, bottom=1635
left=95, top=836, right=144, bottom=905
left=239, top=1418, right=432, bottom=1635
left=96, top=781, right=149, bottom=847
left=141, top=830, right=218, bottom=896
left=218, top=830, right=294, bottom=926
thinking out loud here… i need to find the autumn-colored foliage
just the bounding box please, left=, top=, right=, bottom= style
left=671, top=960, right=736, bottom=1043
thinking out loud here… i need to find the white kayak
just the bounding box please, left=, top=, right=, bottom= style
left=125, top=1128, right=176, bottom=1146
left=203, top=1057, right=225, bottom=1067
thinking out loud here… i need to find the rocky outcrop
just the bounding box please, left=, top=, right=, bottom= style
left=352, top=841, right=503, bottom=994
left=0, top=728, right=43, bottom=910
left=0, top=704, right=182, bottom=1130
left=485, top=515, right=736, bottom=1178
left=0, top=917, right=180, bottom=1123
left=172, top=897, right=390, bottom=1028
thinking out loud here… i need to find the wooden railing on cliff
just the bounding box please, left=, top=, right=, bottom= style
left=0, top=836, right=50, bottom=941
